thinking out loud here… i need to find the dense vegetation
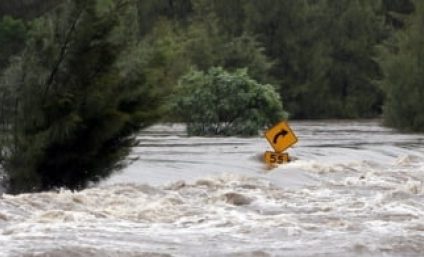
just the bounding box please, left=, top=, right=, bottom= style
left=0, top=0, right=166, bottom=193
left=172, top=67, right=286, bottom=136
left=380, top=0, right=424, bottom=131
left=0, top=0, right=422, bottom=193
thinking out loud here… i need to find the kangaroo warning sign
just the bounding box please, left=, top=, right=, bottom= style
left=265, top=121, right=298, bottom=153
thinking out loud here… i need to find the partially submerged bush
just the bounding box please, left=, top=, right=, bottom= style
left=172, top=67, right=286, bottom=136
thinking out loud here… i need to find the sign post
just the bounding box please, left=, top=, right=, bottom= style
left=263, top=121, right=298, bottom=166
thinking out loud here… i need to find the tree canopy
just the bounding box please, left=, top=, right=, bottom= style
left=172, top=67, right=286, bottom=136
left=0, top=0, right=165, bottom=193
left=0, top=0, right=423, bottom=193
left=379, top=0, right=424, bottom=131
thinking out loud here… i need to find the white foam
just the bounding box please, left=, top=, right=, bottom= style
left=1, top=121, right=424, bottom=257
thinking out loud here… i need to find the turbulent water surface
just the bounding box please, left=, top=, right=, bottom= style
left=1, top=120, right=424, bottom=257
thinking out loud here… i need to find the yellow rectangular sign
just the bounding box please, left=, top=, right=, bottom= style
left=264, top=151, right=290, bottom=165
left=265, top=121, right=298, bottom=152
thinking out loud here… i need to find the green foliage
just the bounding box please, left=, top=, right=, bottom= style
left=382, top=0, right=415, bottom=28
left=0, top=0, right=63, bottom=20
left=206, top=0, right=246, bottom=37
left=245, top=0, right=385, bottom=118
left=0, top=0, right=163, bottom=193
left=133, top=0, right=388, bottom=120
left=136, top=0, right=192, bottom=36
left=308, top=0, right=385, bottom=118
left=0, top=16, right=27, bottom=70
left=379, top=0, right=424, bottom=131
left=182, top=2, right=274, bottom=83
left=172, top=67, right=286, bottom=136
left=1, top=0, right=423, bottom=192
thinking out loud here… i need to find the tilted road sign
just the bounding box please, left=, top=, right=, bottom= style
left=264, top=121, right=298, bottom=153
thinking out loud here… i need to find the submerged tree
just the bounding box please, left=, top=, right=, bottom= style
left=0, top=0, right=164, bottom=193
left=172, top=67, right=286, bottom=136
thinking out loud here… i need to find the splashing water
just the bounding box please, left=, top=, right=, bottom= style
left=1, top=120, right=424, bottom=257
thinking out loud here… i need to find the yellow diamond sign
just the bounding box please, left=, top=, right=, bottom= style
left=265, top=121, right=298, bottom=152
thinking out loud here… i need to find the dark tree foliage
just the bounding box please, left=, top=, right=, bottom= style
left=132, top=0, right=412, bottom=120
left=308, top=0, right=385, bottom=118
left=0, top=0, right=63, bottom=20
left=245, top=0, right=385, bottom=118
left=136, top=0, right=193, bottom=36
left=382, top=0, right=415, bottom=28
left=0, top=16, right=27, bottom=70
left=183, top=5, right=273, bottom=83
left=379, top=0, right=424, bottom=131
left=1, top=0, right=163, bottom=193
left=206, top=0, right=246, bottom=37
left=246, top=1, right=308, bottom=117
left=0, top=0, right=422, bottom=193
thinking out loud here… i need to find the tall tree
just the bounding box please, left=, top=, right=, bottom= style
left=245, top=0, right=385, bottom=118
left=182, top=0, right=273, bottom=83
left=0, top=0, right=164, bottom=193
left=244, top=0, right=320, bottom=117
left=306, top=0, right=385, bottom=118
left=379, top=0, right=424, bottom=131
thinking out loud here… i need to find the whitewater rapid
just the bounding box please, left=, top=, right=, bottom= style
left=1, top=120, right=423, bottom=257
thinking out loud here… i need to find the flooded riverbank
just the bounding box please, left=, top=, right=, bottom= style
left=1, top=120, right=423, bottom=257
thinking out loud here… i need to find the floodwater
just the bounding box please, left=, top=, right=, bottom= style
left=0, top=120, right=423, bottom=257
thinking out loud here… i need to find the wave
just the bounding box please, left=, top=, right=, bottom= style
left=1, top=121, right=424, bottom=257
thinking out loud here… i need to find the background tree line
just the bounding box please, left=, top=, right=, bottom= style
left=0, top=0, right=422, bottom=193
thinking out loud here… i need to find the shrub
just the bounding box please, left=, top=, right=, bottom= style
left=172, top=67, right=286, bottom=136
